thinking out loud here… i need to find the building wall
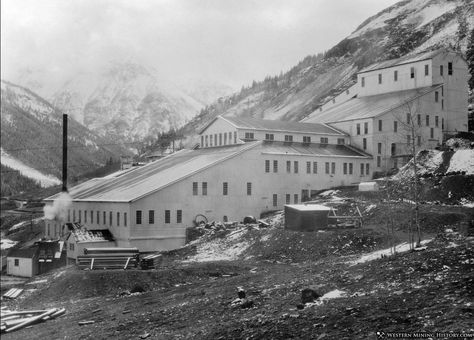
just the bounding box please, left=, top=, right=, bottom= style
left=237, top=128, right=349, bottom=145
left=127, top=145, right=371, bottom=251
left=317, top=84, right=358, bottom=112
left=7, top=257, right=37, bottom=277
left=66, top=238, right=115, bottom=260
left=358, top=59, right=433, bottom=97
left=200, top=118, right=239, bottom=147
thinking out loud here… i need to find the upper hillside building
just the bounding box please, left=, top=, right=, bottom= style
left=305, top=49, right=468, bottom=170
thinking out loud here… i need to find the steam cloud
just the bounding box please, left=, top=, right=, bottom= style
left=43, top=192, right=72, bottom=221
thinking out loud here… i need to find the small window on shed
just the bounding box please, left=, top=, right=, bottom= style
left=165, top=210, right=170, bottom=224
left=177, top=210, right=182, bottom=223
left=410, top=67, right=415, bottom=79
left=440, top=65, right=444, bottom=76
left=247, top=182, right=252, bottom=195
left=394, top=70, right=398, bottom=81
left=136, top=211, right=142, bottom=225
left=448, top=62, right=453, bottom=75
left=378, top=74, right=382, bottom=84
left=361, top=77, right=365, bottom=87
left=14, top=259, right=19, bottom=266
left=424, top=64, right=429, bottom=76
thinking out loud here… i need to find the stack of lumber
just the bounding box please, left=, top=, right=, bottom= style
left=3, top=288, right=23, bottom=299
left=78, top=247, right=139, bottom=270
left=140, top=254, right=162, bottom=270
left=0, top=308, right=66, bottom=333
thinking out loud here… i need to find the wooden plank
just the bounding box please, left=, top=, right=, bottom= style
left=6, top=309, right=57, bottom=333
left=124, top=257, right=131, bottom=270
left=90, top=258, right=95, bottom=270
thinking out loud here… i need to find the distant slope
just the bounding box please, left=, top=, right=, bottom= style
left=181, top=0, right=474, bottom=137
left=0, top=80, right=129, bottom=193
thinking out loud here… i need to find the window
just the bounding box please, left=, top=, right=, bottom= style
left=332, top=99, right=336, bottom=104
left=417, top=136, right=421, bottom=146
left=124, top=213, right=127, bottom=227
left=337, top=138, right=345, bottom=145
left=286, top=194, right=291, bottom=204
left=410, top=67, right=415, bottom=78
left=136, top=210, right=142, bottom=225
left=223, top=182, right=228, bottom=195
left=424, top=64, right=429, bottom=76
left=244, top=132, right=254, bottom=140
left=91, top=211, right=93, bottom=224
left=407, top=135, right=411, bottom=145
left=363, top=138, right=367, bottom=150
left=361, top=77, right=365, bottom=87
left=366, top=163, right=370, bottom=175
left=377, top=156, right=381, bottom=167
left=435, top=91, right=439, bottom=102
left=356, top=123, right=361, bottom=135
left=210, top=135, right=213, bottom=147
left=84, top=210, right=87, bottom=223
left=117, top=212, right=120, bottom=226
left=306, top=162, right=311, bottom=174
left=325, top=162, right=330, bottom=174
left=378, top=73, right=382, bottom=84
left=224, top=133, right=227, bottom=145
left=343, top=162, right=347, bottom=175
left=109, top=211, right=112, bottom=226
left=364, top=122, right=368, bottom=134
left=284, top=135, right=293, bottom=142
left=149, top=210, right=154, bottom=224
left=247, top=182, right=252, bottom=195
left=229, top=132, right=232, bottom=144
left=440, top=65, right=444, bottom=76
left=205, top=135, right=208, bottom=147
left=273, top=194, right=278, bottom=207
left=177, top=210, right=182, bottom=223
left=14, top=259, right=19, bottom=266
left=193, top=182, right=198, bottom=195
left=313, top=162, right=318, bottom=174
left=426, top=115, right=430, bottom=126
left=273, top=160, right=278, bottom=173
left=442, top=99, right=444, bottom=110
left=265, top=133, right=274, bottom=141
left=265, top=160, right=270, bottom=173
left=202, top=182, right=207, bottom=196
left=394, top=70, right=398, bottom=81
left=73, top=210, right=76, bottom=222
left=69, top=243, right=74, bottom=251
left=302, top=190, right=309, bottom=202
left=234, top=131, right=237, bottom=143
left=219, top=133, right=222, bottom=145
left=331, top=162, right=336, bottom=174
left=201, top=136, right=204, bottom=147
left=97, top=211, right=100, bottom=225
left=103, top=211, right=106, bottom=225
left=320, top=137, right=328, bottom=144
left=294, top=194, right=298, bottom=204
left=360, top=163, right=364, bottom=176
left=378, top=120, right=382, bottom=131
left=349, top=163, right=353, bottom=174
left=442, top=118, right=445, bottom=130
left=406, top=113, right=411, bottom=124
left=435, top=116, right=439, bottom=128
left=47, top=224, right=50, bottom=237
left=448, top=62, right=453, bottom=75
left=303, top=136, right=311, bottom=143
left=417, top=114, right=421, bottom=126
left=377, top=143, right=382, bottom=154
left=78, top=210, right=81, bottom=223
left=391, top=143, right=396, bottom=156
left=165, top=210, right=170, bottom=224
left=394, top=121, right=398, bottom=132
left=286, top=161, right=291, bottom=173
left=294, top=161, right=298, bottom=173
left=430, top=128, right=434, bottom=139
left=215, top=134, right=217, bottom=145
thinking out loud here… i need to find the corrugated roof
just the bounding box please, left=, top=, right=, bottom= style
left=71, top=229, right=114, bottom=243
left=200, top=116, right=346, bottom=135
left=305, top=85, right=441, bottom=124
left=358, top=49, right=442, bottom=73
left=45, top=142, right=259, bottom=202
left=259, top=141, right=371, bottom=158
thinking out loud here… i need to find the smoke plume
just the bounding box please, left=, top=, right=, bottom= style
left=43, top=192, right=72, bottom=221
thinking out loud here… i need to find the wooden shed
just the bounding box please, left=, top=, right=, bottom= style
left=284, top=204, right=331, bottom=231
left=6, top=247, right=40, bottom=277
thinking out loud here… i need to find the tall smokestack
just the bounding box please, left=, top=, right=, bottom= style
left=62, top=114, right=68, bottom=192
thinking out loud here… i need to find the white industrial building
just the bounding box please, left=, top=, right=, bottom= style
left=44, top=49, right=469, bottom=252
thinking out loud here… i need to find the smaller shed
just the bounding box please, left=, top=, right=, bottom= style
left=6, top=247, right=39, bottom=277
left=358, top=182, right=379, bottom=192
left=65, top=226, right=115, bottom=262
left=285, top=204, right=332, bottom=231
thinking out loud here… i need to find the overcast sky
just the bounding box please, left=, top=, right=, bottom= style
left=1, top=0, right=399, bottom=88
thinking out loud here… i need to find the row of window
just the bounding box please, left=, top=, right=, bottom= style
left=67, top=209, right=128, bottom=227
left=361, top=62, right=453, bottom=87
left=264, top=160, right=367, bottom=176
left=193, top=181, right=252, bottom=196
left=202, top=131, right=238, bottom=147
left=359, top=115, right=443, bottom=137
left=263, top=133, right=344, bottom=145
left=135, top=209, right=182, bottom=224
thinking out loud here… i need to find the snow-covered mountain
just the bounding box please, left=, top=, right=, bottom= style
left=13, top=62, right=234, bottom=141
left=0, top=80, right=128, bottom=190
left=182, top=0, right=474, bottom=135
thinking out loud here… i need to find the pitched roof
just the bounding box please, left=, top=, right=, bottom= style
left=200, top=115, right=346, bottom=135
left=358, top=49, right=453, bottom=73
left=8, top=247, right=39, bottom=258
left=69, top=228, right=114, bottom=243
left=45, top=142, right=259, bottom=203
left=304, top=85, right=442, bottom=124
left=258, top=141, right=371, bottom=158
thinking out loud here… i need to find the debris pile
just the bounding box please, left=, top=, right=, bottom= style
left=1, top=307, right=65, bottom=333
left=140, top=254, right=163, bottom=270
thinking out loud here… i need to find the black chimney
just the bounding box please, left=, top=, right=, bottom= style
left=62, top=114, right=68, bottom=192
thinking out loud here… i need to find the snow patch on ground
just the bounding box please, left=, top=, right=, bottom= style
left=10, top=217, right=43, bottom=231
left=349, top=239, right=433, bottom=265
left=321, top=289, right=347, bottom=300
left=0, top=148, right=61, bottom=187
left=447, top=150, right=474, bottom=175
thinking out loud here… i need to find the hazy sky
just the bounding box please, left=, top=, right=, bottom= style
left=1, top=0, right=400, bottom=88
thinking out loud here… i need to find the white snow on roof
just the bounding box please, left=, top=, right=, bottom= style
left=285, top=204, right=331, bottom=211
left=447, top=149, right=474, bottom=175
left=1, top=148, right=61, bottom=187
